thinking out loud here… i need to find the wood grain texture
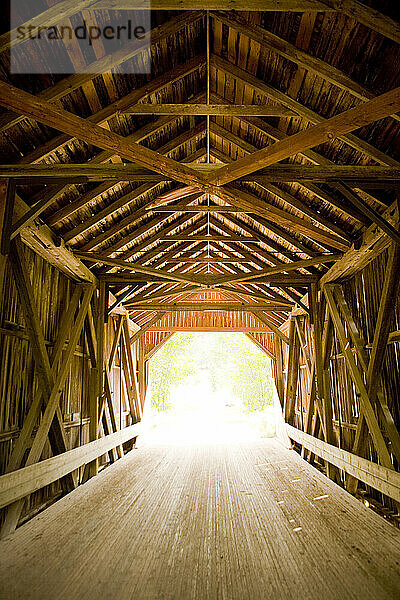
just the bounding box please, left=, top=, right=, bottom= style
left=0, top=439, right=399, bottom=600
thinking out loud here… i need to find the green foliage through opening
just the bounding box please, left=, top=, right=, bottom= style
left=149, top=333, right=274, bottom=414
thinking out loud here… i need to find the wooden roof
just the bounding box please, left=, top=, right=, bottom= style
left=0, top=2, right=399, bottom=331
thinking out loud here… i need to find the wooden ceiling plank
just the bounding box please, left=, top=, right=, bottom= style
left=211, top=55, right=400, bottom=168
left=0, top=11, right=204, bottom=125
left=208, top=84, right=400, bottom=186
left=322, top=0, right=400, bottom=44
left=212, top=11, right=400, bottom=119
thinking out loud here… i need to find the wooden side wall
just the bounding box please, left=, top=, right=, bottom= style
left=278, top=245, right=400, bottom=513
left=0, top=246, right=140, bottom=528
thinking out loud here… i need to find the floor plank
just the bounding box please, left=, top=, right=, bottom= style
left=0, top=439, right=399, bottom=600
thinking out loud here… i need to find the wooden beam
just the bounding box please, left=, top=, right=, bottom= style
left=151, top=206, right=246, bottom=213
left=0, top=424, right=141, bottom=511
left=321, top=199, right=399, bottom=283
left=245, top=333, right=276, bottom=360
left=145, top=332, right=175, bottom=360
left=123, top=104, right=297, bottom=116
left=12, top=193, right=96, bottom=283
left=0, top=180, right=16, bottom=255
left=128, top=303, right=292, bottom=312
left=0, top=82, right=206, bottom=189
left=244, top=165, right=400, bottom=183
left=130, top=313, right=166, bottom=344
left=160, top=235, right=261, bottom=242
left=0, top=180, right=9, bottom=295
left=165, top=259, right=251, bottom=263
left=92, top=0, right=331, bottom=10
left=208, top=86, right=400, bottom=186
left=4, top=163, right=399, bottom=183
left=211, top=55, right=400, bottom=168
left=323, top=284, right=394, bottom=470
left=125, top=286, right=202, bottom=306
left=284, top=318, right=300, bottom=423
left=366, top=242, right=400, bottom=399
left=214, top=254, right=341, bottom=285
left=286, top=425, right=400, bottom=503
left=252, top=312, right=290, bottom=344
left=75, top=251, right=209, bottom=287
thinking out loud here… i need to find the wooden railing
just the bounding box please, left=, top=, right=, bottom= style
left=0, top=424, right=141, bottom=510
left=287, top=424, right=400, bottom=503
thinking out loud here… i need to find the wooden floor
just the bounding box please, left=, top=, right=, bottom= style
left=1, top=439, right=399, bottom=600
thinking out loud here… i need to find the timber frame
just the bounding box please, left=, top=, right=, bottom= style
left=0, top=1, right=400, bottom=532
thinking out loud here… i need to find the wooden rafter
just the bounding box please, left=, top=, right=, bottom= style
left=212, top=10, right=400, bottom=117
left=210, top=55, right=400, bottom=168
left=207, top=86, right=400, bottom=186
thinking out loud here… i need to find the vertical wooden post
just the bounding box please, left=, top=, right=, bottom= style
left=88, top=281, right=106, bottom=478
left=137, top=336, right=146, bottom=411
left=0, top=179, right=14, bottom=306
left=310, top=283, right=339, bottom=481
left=274, top=335, right=284, bottom=408
left=284, top=317, right=300, bottom=425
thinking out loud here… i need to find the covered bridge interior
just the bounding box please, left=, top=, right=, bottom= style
left=0, top=1, right=400, bottom=598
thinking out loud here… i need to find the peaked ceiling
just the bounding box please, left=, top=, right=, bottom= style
left=0, top=2, right=399, bottom=330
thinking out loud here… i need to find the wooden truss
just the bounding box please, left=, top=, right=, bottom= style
left=0, top=3, right=399, bottom=530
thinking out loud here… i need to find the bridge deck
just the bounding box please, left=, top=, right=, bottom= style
left=0, top=439, right=399, bottom=600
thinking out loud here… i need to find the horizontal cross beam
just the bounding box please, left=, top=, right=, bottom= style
left=122, top=103, right=298, bottom=116
left=160, top=236, right=261, bottom=242
left=2, top=164, right=399, bottom=182
left=128, top=303, right=292, bottom=312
